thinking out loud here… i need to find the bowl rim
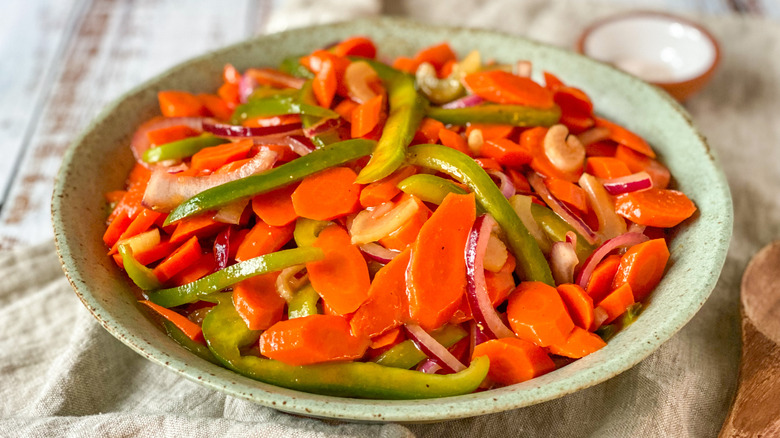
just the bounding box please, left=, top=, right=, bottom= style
left=52, top=16, right=733, bottom=423
left=576, top=10, right=721, bottom=87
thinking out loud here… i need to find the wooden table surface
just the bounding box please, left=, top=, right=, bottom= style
left=0, top=0, right=776, bottom=251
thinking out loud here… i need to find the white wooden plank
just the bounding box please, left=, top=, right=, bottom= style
left=0, top=0, right=255, bottom=250
left=0, top=0, right=83, bottom=208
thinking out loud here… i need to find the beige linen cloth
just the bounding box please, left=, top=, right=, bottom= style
left=2, top=1, right=779, bottom=436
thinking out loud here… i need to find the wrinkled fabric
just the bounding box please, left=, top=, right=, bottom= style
left=3, top=1, right=780, bottom=436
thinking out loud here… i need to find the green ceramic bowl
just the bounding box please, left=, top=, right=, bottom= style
left=52, top=17, right=732, bottom=422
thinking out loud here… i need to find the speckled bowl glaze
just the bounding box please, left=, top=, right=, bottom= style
left=52, top=17, right=732, bottom=423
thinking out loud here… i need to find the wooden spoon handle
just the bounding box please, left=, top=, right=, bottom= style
left=719, top=318, right=780, bottom=437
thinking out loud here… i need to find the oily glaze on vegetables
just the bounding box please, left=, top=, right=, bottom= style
left=103, top=36, right=696, bottom=398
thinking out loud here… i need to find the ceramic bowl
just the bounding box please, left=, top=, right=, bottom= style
left=577, top=11, right=721, bottom=101
left=52, top=17, right=732, bottom=422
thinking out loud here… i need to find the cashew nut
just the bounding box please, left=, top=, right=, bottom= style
left=415, top=62, right=464, bottom=104
left=344, top=61, right=380, bottom=104
left=543, top=124, right=586, bottom=173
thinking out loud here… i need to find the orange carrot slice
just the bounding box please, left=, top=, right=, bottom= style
left=331, top=36, right=377, bottom=58
left=480, top=138, right=533, bottom=168
left=466, top=123, right=514, bottom=141
left=291, top=167, right=362, bottom=220
left=614, top=145, right=671, bottom=189
left=197, top=93, right=232, bottom=120
left=414, top=42, right=457, bottom=71
left=463, top=70, right=555, bottom=108
left=306, top=225, right=371, bottom=315
left=413, top=117, right=445, bottom=144
left=190, top=139, right=253, bottom=173
left=594, top=117, right=656, bottom=158
left=153, top=236, right=202, bottom=283
left=438, top=128, right=470, bottom=155
left=556, top=284, right=595, bottom=331
left=251, top=183, right=299, bottom=227
left=544, top=177, right=588, bottom=214
left=140, top=300, right=203, bottom=342
left=170, top=214, right=225, bottom=244
left=350, top=248, right=411, bottom=338
left=407, top=193, right=476, bottom=331
left=548, top=326, right=606, bottom=358
left=259, top=314, right=369, bottom=366
left=146, top=125, right=198, bottom=146
left=507, top=281, right=575, bottom=347
left=233, top=272, right=285, bottom=331
left=615, top=189, right=696, bottom=228
left=234, top=221, right=294, bottom=262
left=595, top=283, right=635, bottom=324
left=612, top=238, right=670, bottom=301
left=585, top=254, right=621, bottom=303
left=351, top=93, right=384, bottom=138
left=472, top=337, right=555, bottom=385
left=157, top=91, right=207, bottom=117
left=378, top=195, right=431, bottom=251
left=585, top=157, right=632, bottom=179
left=359, top=166, right=417, bottom=208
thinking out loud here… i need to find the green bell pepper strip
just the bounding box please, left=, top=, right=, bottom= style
left=287, top=283, right=320, bottom=319
left=202, top=294, right=489, bottom=399
left=279, top=55, right=315, bottom=79
left=373, top=324, right=467, bottom=369
left=162, top=320, right=220, bottom=365
left=148, top=247, right=324, bottom=308
left=595, top=324, right=617, bottom=342
left=396, top=174, right=486, bottom=215
left=353, top=59, right=426, bottom=184
left=230, top=94, right=339, bottom=125
left=142, top=134, right=228, bottom=164
left=293, top=217, right=333, bottom=247
left=621, top=303, right=643, bottom=328
left=530, top=203, right=595, bottom=261
left=427, top=104, right=560, bottom=127
left=406, top=144, right=554, bottom=285
left=164, top=138, right=376, bottom=225
left=299, top=80, right=341, bottom=148
left=118, top=244, right=161, bottom=290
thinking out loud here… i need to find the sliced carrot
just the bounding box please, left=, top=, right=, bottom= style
left=595, top=282, right=635, bottom=324
left=414, top=42, right=457, bottom=71
left=108, top=208, right=163, bottom=254
left=291, top=167, right=362, bottom=220
left=259, top=314, right=369, bottom=366
left=313, top=58, right=337, bottom=108
left=506, top=168, right=531, bottom=193
left=350, top=248, right=411, bottom=338
left=474, top=157, right=503, bottom=173
left=140, top=300, right=203, bottom=342
left=190, top=139, right=253, bottom=173
left=556, top=284, right=594, bottom=331
left=168, top=252, right=216, bottom=287
left=615, top=189, right=696, bottom=228
left=197, top=93, right=232, bottom=120
left=438, top=59, right=457, bottom=78
left=146, top=125, right=198, bottom=146
left=521, top=126, right=581, bottom=182
left=595, top=117, right=655, bottom=158
left=153, top=236, right=202, bottom=283
left=480, top=138, right=533, bottom=168
left=103, top=209, right=134, bottom=247
left=413, top=117, right=445, bottom=144
left=438, top=128, right=470, bottom=155
left=359, top=166, right=417, bottom=208
left=170, top=214, right=225, bottom=244
left=351, top=93, right=384, bottom=138
left=134, top=239, right=180, bottom=266
left=554, top=86, right=594, bottom=134
left=392, top=56, right=419, bottom=74
left=585, top=140, right=617, bottom=157
left=234, top=221, right=294, bottom=262
left=157, top=91, right=207, bottom=118
left=369, top=326, right=404, bottom=349
left=466, top=123, right=514, bottom=141
left=218, top=82, right=240, bottom=109
left=507, top=281, right=575, bottom=347
left=244, top=68, right=305, bottom=90
left=233, top=272, right=285, bottom=330
left=378, top=195, right=431, bottom=251
left=463, top=70, right=555, bottom=108
left=585, top=254, right=621, bottom=303
left=543, top=71, right=564, bottom=91
left=585, top=156, right=632, bottom=179
left=612, top=238, right=670, bottom=301
left=548, top=326, right=606, bottom=358
left=250, top=183, right=299, bottom=227
left=243, top=114, right=301, bottom=128
left=472, top=337, right=555, bottom=385
left=105, top=190, right=126, bottom=204
left=334, top=99, right=359, bottom=122
left=331, top=36, right=377, bottom=58
left=544, top=177, right=588, bottom=214
left=307, top=225, right=371, bottom=315
left=407, top=192, right=476, bottom=331
left=614, top=145, right=671, bottom=189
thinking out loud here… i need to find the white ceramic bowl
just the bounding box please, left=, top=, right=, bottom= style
left=578, top=11, right=720, bottom=101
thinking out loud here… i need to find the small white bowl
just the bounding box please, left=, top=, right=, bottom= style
left=577, top=11, right=720, bottom=101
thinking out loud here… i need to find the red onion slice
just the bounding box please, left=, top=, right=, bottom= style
left=486, top=169, right=515, bottom=199
left=579, top=173, right=627, bottom=241
left=214, top=200, right=247, bottom=225
left=441, top=95, right=484, bottom=109
left=359, top=243, right=400, bottom=264
left=417, top=358, right=443, bottom=374
left=550, top=240, right=579, bottom=285
left=238, top=74, right=258, bottom=103
left=404, top=324, right=466, bottom=373
left=131, top=117, right=207, bottom=165
left=203, top=121, right=303, bottom=138
left=142, top=148, right=277, bottom=211
left=465, top=214, right=516, bottom=340
left=575, top=232, right=650, bottom=289
left=528, top=172, right=599, bottom=245
left=602, top=171, right=653, bottom=195
left=303, top=117, right=342, bottom=140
